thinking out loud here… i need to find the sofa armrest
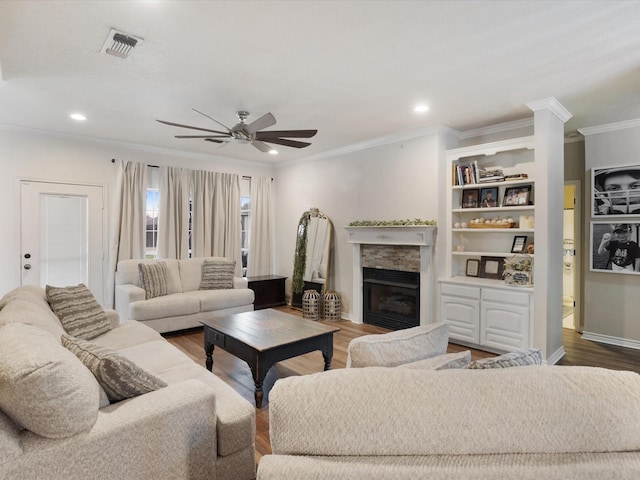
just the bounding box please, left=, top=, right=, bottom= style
left=114, top=284, right=145, bottom=321
left=233, top=277, right=248, bottom=289
left=15, top=379, right=217, bottom=480
left=103, top=309, right=121, bottom=329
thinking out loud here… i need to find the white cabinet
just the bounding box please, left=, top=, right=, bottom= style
left=440, top=280, right=531, bottom=353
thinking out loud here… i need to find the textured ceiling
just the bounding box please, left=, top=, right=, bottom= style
left=0, top=0, right=639, bottom=164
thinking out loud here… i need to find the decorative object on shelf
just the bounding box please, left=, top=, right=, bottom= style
left=590, top=221, right=640, bottom=275
left=468, top=217, right=516, bottom=228
left=518, top=215, right=535, bottom=229
left=302, top=289, right=321, bottom=320
left=479, top=256, right=505, bottom=280
left=503, top=185, right=533, bottom=206
left=480, top=187, right=498, bottom=208
left=323, top=291, right=341, bottom=321
left=348, top=218, right=437, bottom=226
left=503, top=254, right=534, bottom=286
left=526, top=243, right=535, bottom=254
left=466, top=259, right=480, bottom=277
left=461, top=188, right=480, bottom=208
left=456, top=244, right=465, bottom=252
left=592, top=165, right=640, bottom=217
left=504, top=173, right=529, bottom=181
left=511, top=235, right=528, bottom=253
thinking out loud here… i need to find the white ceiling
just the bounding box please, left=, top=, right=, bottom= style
left=1, top=0, right=639, bottom=164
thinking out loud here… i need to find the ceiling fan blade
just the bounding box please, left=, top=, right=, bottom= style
left=204, top=138, right=225, bottom=144
left=256, top=129, right=317, bottom=139
left=245, top=112, right=276, bottom=134
left=251, top=140, right=273, bottom=152
left=174, top=135, right=230, bottom=139
left=192, top=108, right=232, bottom=131
left=157, top=119, right=228, bottom=135
left=260, top=137, right=312, bottom=148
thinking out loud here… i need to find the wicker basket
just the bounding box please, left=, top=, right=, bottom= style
left=323, top=291, right=341, bottom=321
left=302, top=289, right=321, bottom=320
left=469, top=222, right=516, bottom=229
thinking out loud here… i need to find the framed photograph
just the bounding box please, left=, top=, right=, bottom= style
left=503, top=185, right=532, bottom=206
left=590, top=221, right=640, bottom=274
left=461, top=188, right=480, bottom=208
left=479, top=187, right=498, bottom=208
left=592, top=165, right=640, bottom=217
left=479, top=256, right=505, bottom=280
left=466, top=258, right=480, bottom=277
left=511, top=235, right=528, bottom=253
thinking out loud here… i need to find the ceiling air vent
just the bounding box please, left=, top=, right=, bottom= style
left=101, top=28, right=143, bottom=59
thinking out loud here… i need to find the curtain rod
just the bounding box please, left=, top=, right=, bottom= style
left=111, top=159, right=271, bottom=180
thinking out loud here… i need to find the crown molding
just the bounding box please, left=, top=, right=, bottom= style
left=526, top=97, right=572, bottom=123
left=578, top=118, right=640, bottom=136
left=456, top=117, right=534, bottom=140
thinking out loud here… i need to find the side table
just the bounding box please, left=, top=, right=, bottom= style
left=246, top=275, right=287, bottom=310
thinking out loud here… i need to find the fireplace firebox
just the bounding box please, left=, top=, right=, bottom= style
left=363, top=267, right=420, bottom=330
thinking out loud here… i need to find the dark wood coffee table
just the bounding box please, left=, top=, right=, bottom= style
left=201, top=309, right=340, bottom=407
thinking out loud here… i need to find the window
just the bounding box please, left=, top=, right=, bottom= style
left=145, top=189, right=159, bottom=259
left=240, top=177, right=251, bottom=277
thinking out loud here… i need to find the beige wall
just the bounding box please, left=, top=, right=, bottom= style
left=582, top=123, right=640, bottom=345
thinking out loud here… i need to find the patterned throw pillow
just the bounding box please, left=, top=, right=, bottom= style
left=467, top=348, right=543, bottom=369
left=61, top=335, right=167, bottom=403
left=199, top=259, right=236, bottom=290
left=46, top=284, right=112, bottom=340
left=138, top=261, right=169, bottom=299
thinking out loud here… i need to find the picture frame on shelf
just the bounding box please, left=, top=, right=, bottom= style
left=480, top=187, right=498, bottom=208
left=479, top=256, right=505, bottom=280
left=461, top=188, right=480, bottom=208
left=503, top=185, right=532, bottom=206
left=465, top=259, right=480, bottom=277
left=592, top=165, right=640, bottom=217
left=511, top=235, right=528, bottom=253
left=590, top=221, right=640, bottom=274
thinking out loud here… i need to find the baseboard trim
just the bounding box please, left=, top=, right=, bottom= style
left=582, top=331, right=640, bottom=350
left=545, top=346, right=566, bottom=365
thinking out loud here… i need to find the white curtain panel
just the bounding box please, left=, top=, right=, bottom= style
left=247, top=176, right=273, bottom=277
left=191, top=170, right=242, bottom=275
left=107, top=160, right=147, bottom=306
left=157, top=166, right=189, bottom=259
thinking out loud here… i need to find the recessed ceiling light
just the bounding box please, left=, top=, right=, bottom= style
left=70, top=113, right=87, bottom=121
left=269, top=149, right=278, bottom=155
left=414, top=104, right=430, bottom=113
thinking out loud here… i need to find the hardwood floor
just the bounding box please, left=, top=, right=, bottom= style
left=165, top=307, right=640, bottom=464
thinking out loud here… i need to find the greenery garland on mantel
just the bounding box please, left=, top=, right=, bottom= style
left=348, top=219, right=437, bottom=227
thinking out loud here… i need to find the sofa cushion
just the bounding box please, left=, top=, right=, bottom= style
left=129, top=293, right=201, bottom=321
left=0, top=410, right=23, bottom=463
left=90, top=320, right=163, bottom=350
left=398, top=350, right=471, bottom=370
left=184, top=288, right=255, bottom=311
left=347, top=323, right=449, bottom=368
left=62, top=334, right=167, bottom=403
left=0, top=296, right=66, bottom=340
left=200, top=259, right=236, bottom=290
left=138, top=261, right=169, bottom=299
left=467, top=348, right=543, bottom=369
left=45, top=283, right=112, bottom=340
left=116, top=258, right=182, bottom=294
left=0, top=323, right=100, bottom=438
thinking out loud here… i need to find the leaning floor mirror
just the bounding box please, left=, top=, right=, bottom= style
left=290, top=208, right=333, bottom=309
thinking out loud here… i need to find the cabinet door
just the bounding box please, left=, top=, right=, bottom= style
left=440, top=295, right=480, bottom=344
left=480, top=301, right=529, bottom=351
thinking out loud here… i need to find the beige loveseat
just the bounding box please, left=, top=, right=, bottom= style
left=115, top=257, right=254, bottom=333
left=258, top=366, right=640, bottom=479
left=0, top=286, right=256, bottom=480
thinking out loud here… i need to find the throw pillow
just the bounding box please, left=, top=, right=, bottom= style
left=138, top=261, right=169, bottom=299
left=398, top=350, right=471, bottom=370
left=0, top=323, right=100, bottom=439
left=467, top=348, right=543, bottom=369
left=199, top=259, right=236, bottom=290
left=61, top=334, right=167, bottom=403
left=45, top=283, right=112, bottom=340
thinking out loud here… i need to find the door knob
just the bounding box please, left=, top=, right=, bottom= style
left=24, top=253, right=31, bottom=259
left=23, top=264, right=31, bottom=270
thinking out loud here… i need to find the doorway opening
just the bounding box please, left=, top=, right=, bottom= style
left=563, top=181, right=581, bottom=331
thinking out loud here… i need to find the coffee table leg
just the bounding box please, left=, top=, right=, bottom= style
left=204, top=341, right=214, bottom=372
left=251, top=359, right=271, bottom=408
left=322, top=334, right=334, bottom=371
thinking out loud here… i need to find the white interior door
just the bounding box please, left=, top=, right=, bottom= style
left=20, top=181, right=105, bottom=305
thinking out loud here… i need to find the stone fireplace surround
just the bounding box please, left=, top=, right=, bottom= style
left=344, top=226, right=437, bottom=326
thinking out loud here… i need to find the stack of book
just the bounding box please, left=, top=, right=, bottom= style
left=478, top=168, right=505, bottom=183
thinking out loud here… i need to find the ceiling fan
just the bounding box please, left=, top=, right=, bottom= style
left=157, top=109, right=317, bottom=152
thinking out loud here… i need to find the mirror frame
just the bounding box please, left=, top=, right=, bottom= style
left=290, top=208, right=333, bottom=309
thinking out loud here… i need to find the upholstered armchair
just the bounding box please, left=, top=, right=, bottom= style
left=346, top=323, right=454, bottom=368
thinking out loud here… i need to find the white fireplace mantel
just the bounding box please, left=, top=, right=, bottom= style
left=344, top=226, right=437, bottom=326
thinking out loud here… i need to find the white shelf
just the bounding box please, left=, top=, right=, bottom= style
left=440, top=275, right=534, bottom=291
left=452, top=251, right=535, bottom=258
left=446, top=136, right=535, bottom=161
left=453, top=228, right=535, bottom=233
left=452, top=178, right=534, bottom=190
left=453, top=206, right=535, bottom=213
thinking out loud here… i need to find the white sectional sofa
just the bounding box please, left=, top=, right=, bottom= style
left=0, top=285, right=256, bottom=480
left=115, top=257, right=254, bottom=333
